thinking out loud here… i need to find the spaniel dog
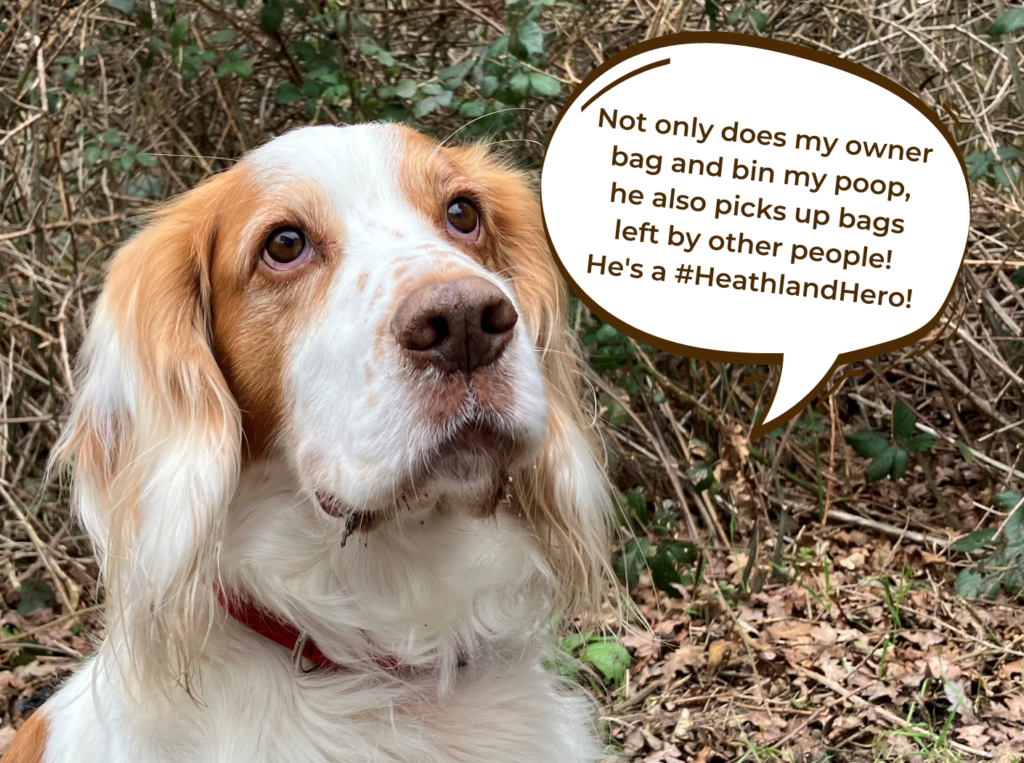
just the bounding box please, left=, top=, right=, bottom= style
left=3, top=124, right=612, bottom=763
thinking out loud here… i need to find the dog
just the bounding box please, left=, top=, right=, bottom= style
left=2, top=123, right=612, bottom=763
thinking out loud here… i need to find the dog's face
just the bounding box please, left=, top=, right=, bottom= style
left=208, top=125, right=547, bottom=526
left=56, top=123, right=609, bottom=684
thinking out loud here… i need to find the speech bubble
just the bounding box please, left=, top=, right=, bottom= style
left=541, top=32, right=969, bottom=438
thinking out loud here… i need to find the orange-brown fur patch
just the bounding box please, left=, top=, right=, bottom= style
left=1, top=710, right=49, bottom=763
left=356, top=272, right=369, bottom=292
left=208, top=171, right=342, bottom=461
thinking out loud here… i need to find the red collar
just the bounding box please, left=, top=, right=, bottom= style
left=215, top=587, right=399, bottom=672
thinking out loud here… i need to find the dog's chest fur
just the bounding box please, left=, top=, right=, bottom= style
left=38, top=470, right=601, bottom=763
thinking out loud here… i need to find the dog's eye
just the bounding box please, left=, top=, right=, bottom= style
left=446, top=199, right=480, bottom=240
left=263, top=227, right=310, bottom=270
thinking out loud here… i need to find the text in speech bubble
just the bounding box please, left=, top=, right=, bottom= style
left=541, top=32, right=969, bottom=438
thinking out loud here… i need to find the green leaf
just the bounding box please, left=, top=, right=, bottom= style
left=420, top=82, right=443, bottom=96
left=516, top=20, right=545, bottom=57
left=579, top=639, right=630, bottom=684
left=529, top=72, right=561, bottom=97
left=997, top=146, right=1024, bottom=161
left=955, top=568, right=1000, bottom=599
left=260, top=1, right=284, bottom=33
left=438, top=58, right=474, bottom=84
left=965, top=152, right=991, bottom=182
left=748, top=9, right=767, bottom=32
left=662, top=540, right=698, bottom=566
left=168, top=16, right=189, bottom=48
left=994, top=491, right=1024, bottom=511
left=994, top=163, right=1020, bottom=188
left=395, top=79, right=417, bottom=99
left=865, top=446, right=896, bottom=483
left=135, top=152, right=158, bottom=167
left=480, top=75, right=499, bottom=97
left=105, top=0, right=135, bottom=16
left=953, top=528, right=998, bottom=553
left=208, top=29, right=237, bottom=43
left=16, top=577, right=54, bottom=617
left=459, top=101, right=487, bottom=118
left=990, top=8, right=1024, bottom=36
left=889, top=448, right=909, bottom=481
left=274, top=82, right=303, bottom=104
left=611, top=537, right=648, bottom=592
left=846, top=430, right=888, bottom=459
left=559, top=633, right=590, bottom=653
left=1011, top=267, right=1024, bottom=287
left=433, top=90, right=453, bottom=108
left=955, top=440, right=976, bottom=464
left=649, top=546, right=684, bottom=598
left=216, top=59, right=252, bottom=78
left=684, top=462, right=715, bottom=492
left=509, top=71, right=530, bottom=94
left=412, top=96, right=439, bottom=118
left=892, top=399, right=917, bottom=443
left=905, top=433, right=936, bottom=453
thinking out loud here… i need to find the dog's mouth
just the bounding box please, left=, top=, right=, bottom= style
left=313, top=418, right=518, bottom=533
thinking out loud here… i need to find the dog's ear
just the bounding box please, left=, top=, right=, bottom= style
left=476, top=156, right=612, bottom=617
left=52, top=174, right=241, bottom=689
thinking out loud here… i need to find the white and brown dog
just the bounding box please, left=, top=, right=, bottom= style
left=3, top=123, right=612, bottom=763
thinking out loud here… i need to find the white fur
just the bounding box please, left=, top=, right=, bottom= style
left=39, top=124, right=606, bottom=763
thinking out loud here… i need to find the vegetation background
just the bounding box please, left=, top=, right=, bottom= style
left=1, top=0, right=1023, bottom=760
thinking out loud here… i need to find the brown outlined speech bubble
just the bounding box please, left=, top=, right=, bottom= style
left=541, top=32, right=969, bottom=439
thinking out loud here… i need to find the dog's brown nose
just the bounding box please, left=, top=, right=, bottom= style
left=391, top=276, right=517, bottom=374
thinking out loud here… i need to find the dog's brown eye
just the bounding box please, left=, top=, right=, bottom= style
left=264, top=227, right=309, bottom=270
left=446, top=199, right=480, bottom=240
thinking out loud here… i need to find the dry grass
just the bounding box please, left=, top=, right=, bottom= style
left=1, top=0, right=1023, bottom=760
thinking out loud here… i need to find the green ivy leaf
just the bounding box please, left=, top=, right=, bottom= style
left=846, top=430, right=888, bottom=459
left=865, top=446, right=896, bottom=483
left=990, top=8, right=1024, bottom=36
left=892, top=399, right=917, bottom=443
left=579, top=639, right=630, bottom=684
left=529, top=72, right=561, bottom=97
left=953, top=528, right=998, bottom=553
left=748, top=9, right=767, bottom=32
left=649, top=545, right=684, bottom=598
left=611, top=537, right=649, bottom=592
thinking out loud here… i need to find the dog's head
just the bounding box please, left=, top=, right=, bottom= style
left=55, top=123, right=609, bottom=684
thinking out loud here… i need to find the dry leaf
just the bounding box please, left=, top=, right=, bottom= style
left=665, top=643, right=706, bottom=675
left=706, top=640, right=733, bottom=676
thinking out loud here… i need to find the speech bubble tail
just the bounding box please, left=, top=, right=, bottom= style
left=752, top=353, right=840, bottom=438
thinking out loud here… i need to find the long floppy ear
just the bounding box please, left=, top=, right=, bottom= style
left=478, top=154, right=613, bottom=618
left=52, top=176, right=241, bottom=691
